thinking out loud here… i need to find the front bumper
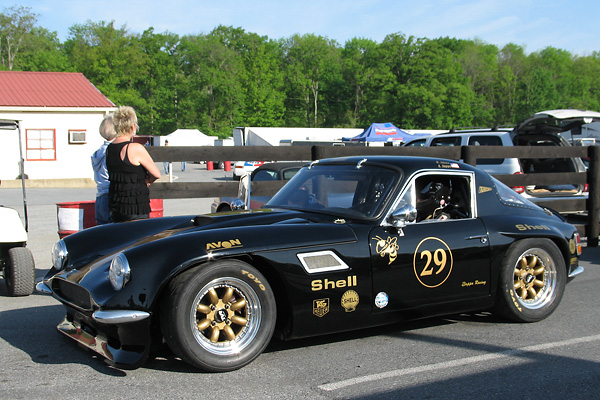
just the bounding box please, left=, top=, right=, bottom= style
left=58, top=308, right=152, bottom=369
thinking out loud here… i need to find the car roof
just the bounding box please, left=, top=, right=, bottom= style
left=315, top=155, right=481, bottom=176
left=254, top=161, right=307, bottom=172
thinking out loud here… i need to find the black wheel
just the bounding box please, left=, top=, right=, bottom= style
left=4, top=247, right=35, bottom=297
left=161, top=260, right=276, bottom=372
left=493, top=239, right=566, bottom=322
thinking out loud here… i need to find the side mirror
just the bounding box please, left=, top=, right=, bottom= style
left=389, top=204, right=417, bottom=228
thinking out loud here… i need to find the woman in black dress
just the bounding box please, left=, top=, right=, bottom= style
left=106, top=106, right=161, bottom=222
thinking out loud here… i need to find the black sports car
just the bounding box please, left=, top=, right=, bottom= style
left=37, top=156, right=582, bottom=372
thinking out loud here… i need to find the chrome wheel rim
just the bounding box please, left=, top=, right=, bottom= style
left=513, top=247, right=556, bottom=309
left=190, top=277, right=261, bottom=356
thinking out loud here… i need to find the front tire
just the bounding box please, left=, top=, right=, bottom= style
left=161, top=260, right=276, bottom=372
left=5, top=247, right=35, bottom=297
left=493, top=239, right=566, bottom=322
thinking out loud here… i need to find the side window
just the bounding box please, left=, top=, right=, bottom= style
left=413, top=174, right=472, bottom=222
left=431, top=137, right=461, bottom=147
left=252, top=170, right=277, bottom=181
left=282, top=168, right=301, bottom=180
left=468, top=135, right=502, bottom=146
left=405, top=139, right=426, bottom=147
left=468, top=135, right=503, bottom=165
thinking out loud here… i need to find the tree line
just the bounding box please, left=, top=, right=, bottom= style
left=2, top=5, right=599, bottom=138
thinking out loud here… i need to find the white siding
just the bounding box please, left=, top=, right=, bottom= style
left=0, top=108, right=116, bottom=180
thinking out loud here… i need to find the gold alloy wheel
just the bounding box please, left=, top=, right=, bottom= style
left=513, top=248, right=557, bottom=309
left=190, top=277, right=261, bottom=356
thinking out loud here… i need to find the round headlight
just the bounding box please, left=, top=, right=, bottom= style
left=52, top=240, right=68, bottom=271
left=109, top=253, right=130, bottom=291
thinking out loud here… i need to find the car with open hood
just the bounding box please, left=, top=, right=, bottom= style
left=404, top=109, right=600, bottom=203
left=37, top=155, right=582, bottom=372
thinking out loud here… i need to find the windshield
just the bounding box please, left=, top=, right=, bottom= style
left=266, top=163, right=400, bottom=219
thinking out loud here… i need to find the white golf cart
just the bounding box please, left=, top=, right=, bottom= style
left=0, top=119, right=35, bottom=296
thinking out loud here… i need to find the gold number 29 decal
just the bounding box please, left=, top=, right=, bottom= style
left=413, top=237, right=453, bottom=288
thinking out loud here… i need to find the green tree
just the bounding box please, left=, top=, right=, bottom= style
left=496, top=43, right=528, bottom=124
left=571, top=53, right=600, bottom=111
left=139, top=28, right=180, bottom=135
left=456, top=39, right=499, bottom=126
left=177, top=28, right=245, bottom=137
left=63, top=21, right=150, bottom=120
left=381, top=34, right=473, bottom=129
left=0, top=5, right=37, bottom=70
left=12, top=27, right=70, bottom=72
left=208, top=26, right=286, bottom=127
left=281, top=34, right=341, bottom=127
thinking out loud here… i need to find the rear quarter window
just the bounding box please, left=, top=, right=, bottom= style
left=469, top=135, right=503, bottom=165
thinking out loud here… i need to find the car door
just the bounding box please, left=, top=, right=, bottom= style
left=370, top=171, right=491, bottom=311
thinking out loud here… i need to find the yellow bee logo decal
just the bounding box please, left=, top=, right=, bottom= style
left=373, top=235, right=399, bottom=264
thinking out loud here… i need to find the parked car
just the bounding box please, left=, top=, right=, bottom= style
left=232, top=161, right=265, bottom=180
left=403, top=109, right=600, bottom=202
left=212, top=162, right=305, bottom=213
left=37, top=155, right=582, bottom=372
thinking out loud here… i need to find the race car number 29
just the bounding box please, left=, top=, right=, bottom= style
left=413, top=237, right=453, bottom=288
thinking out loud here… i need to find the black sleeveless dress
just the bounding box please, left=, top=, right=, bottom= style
left=106, top=141, right=150, bottom=222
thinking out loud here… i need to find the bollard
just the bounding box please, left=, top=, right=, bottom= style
left=207, top=161, right=214, bottom=171
left=224, top=161, right=231, bottom=171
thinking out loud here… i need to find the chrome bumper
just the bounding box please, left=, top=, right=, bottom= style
left=568, top=265, right=584, bottom=278
left=35, top=280, right=51, bottom=294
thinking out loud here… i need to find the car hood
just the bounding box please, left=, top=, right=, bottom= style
left=51, top=209, right=358, bottom=310
left=514, top=109, right=600, bottom=135
left=60, top=209, right=358, bottom=273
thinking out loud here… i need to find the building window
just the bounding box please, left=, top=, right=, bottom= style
left=26, top=129, right=56, bottom=161
left=69, top=129, right=87, bottom=144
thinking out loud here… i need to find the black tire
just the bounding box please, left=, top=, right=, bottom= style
left=493, top=239, right=566, bottom=322
left=161, top=260, right=276, bottom=372
left=5, top=247, right=35, bottom=297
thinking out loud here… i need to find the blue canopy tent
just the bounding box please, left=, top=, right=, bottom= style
left=342, top=122, right=430, bottom=143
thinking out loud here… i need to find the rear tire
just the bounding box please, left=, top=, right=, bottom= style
left=493, top=239, right=565, bottom=322
left=161, top=260, right=276, bottom=372
left=5, top=247, right=35, bottom=297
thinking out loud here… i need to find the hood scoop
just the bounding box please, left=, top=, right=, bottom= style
left=193, top=215, right=215, bottom=226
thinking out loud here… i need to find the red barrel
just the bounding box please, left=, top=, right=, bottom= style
left=224, top=161, right=231, bottom=171
left=150, top=199, right=163, bottom=218
left=207, top=161, right=214, bottom=171
left=57, top=199, right=164, bottom=238
left=57, top=201, right=97, bottom=238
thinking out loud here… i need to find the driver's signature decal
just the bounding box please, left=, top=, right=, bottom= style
left=372, top=235, right=399, bottom=264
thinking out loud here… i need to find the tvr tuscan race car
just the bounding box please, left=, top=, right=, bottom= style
left=37, top=156, right=583, bottom=372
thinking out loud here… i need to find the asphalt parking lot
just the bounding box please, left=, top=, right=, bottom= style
left=1, top=162, right=600, bottom=399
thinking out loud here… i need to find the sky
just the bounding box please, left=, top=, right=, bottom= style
left=13, top=0, right=600, bottom=55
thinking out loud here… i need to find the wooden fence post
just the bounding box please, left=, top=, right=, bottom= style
left=462, top=146, right=477, bottom=166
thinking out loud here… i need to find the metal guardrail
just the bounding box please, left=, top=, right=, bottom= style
left=148, top=145, right=600, bottom=246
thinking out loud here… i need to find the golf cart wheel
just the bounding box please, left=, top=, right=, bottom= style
left=5, top=247, right=35, bottom=297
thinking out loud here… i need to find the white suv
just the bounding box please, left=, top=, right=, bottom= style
left=404, top=109, right=600, bottom=201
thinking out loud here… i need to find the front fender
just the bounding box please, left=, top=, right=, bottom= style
left=99, top=222, right=358, bottom=311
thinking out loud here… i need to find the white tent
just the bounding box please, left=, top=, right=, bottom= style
left=233, top=127, right=363, bottom=146
left=160, top=129, right=215, bottom=146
